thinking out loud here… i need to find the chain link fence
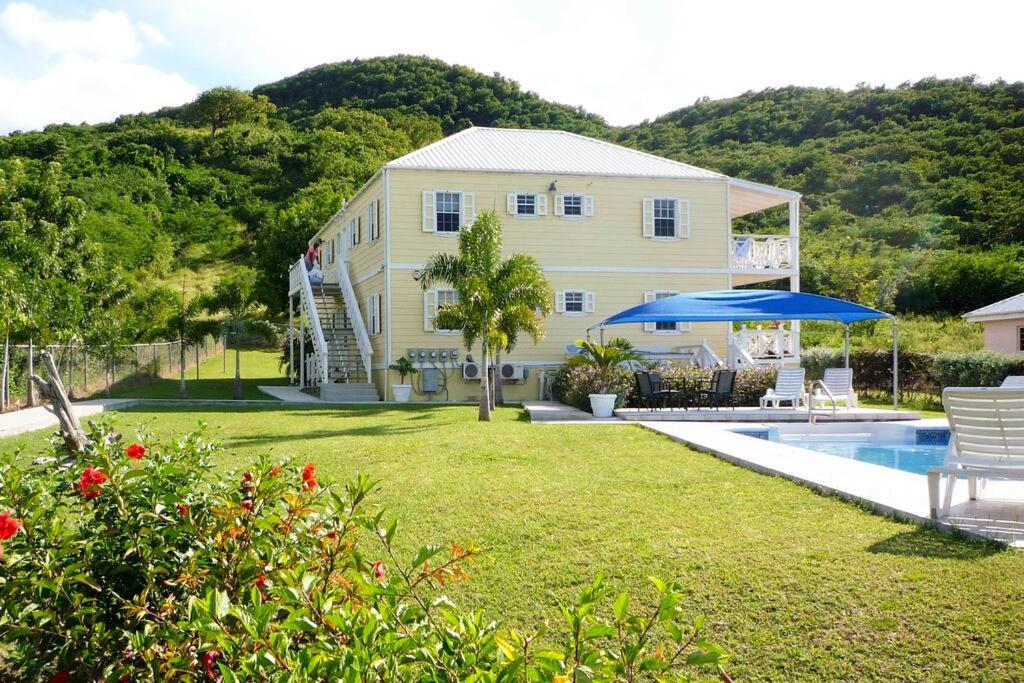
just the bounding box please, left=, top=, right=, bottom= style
left=0, top=336, right=225, bottom=412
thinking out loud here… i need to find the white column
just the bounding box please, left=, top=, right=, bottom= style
left=288, top=295, right=295, bottom=385
left=788, top=197, right=801, bottom=361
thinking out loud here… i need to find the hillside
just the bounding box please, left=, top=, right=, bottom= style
left=2, top=56, right=1023, bottom=348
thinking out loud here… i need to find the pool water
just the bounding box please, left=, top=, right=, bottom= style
left=779, top=437, right=947, bottom=475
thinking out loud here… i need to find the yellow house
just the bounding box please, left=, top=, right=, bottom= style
left=286, top=127, right=800, bottom=402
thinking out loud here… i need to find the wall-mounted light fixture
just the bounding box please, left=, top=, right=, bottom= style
left=548, top=180, right=558, bottom=192
left=412, top=269, right=422, bottom=281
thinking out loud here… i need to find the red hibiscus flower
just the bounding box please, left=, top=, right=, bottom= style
left=79, top=467, right=106, bottom=499
left=176, top=503, right=189, bottom=517
left=50, top=673, right=72, bottom=683
left=240, top=500, right=253, bottom=511
left=301, top=463, right=317, bottom=491
left=125, top=443, right=146, bottom=460
left=371, top=560, right=385, bottom=579
left=255, top=574, right=268, bottom=588
left=268, top=465, right=282, bottom=478
left=0, top=513, right=21, bottom=541
left=324, top=530, right=338, bottom=542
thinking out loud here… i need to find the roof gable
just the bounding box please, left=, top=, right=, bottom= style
left=385, top=126, right=726, bottom=180
left=964, top=292, right=1024, bottom=320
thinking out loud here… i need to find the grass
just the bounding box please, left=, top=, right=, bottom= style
left=801, top=315, right=983, bottom=353
left=84, top=349, right=287, bottom=401
left=859, top=397, right=946, bottom=419
left=3, top=405, right=1022, bottom=679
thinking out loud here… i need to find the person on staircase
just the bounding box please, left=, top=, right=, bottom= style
left=305, top=238, right=324, bottom=284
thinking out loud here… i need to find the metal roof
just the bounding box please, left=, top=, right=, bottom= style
left=385, top=126, right=727, bottom=179
left=964, top=292, right=1024, bottom=321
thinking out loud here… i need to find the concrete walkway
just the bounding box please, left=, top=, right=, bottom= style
left=522, top=400, right=628, bottom=424
left=0, top=399, right=137, bottom=438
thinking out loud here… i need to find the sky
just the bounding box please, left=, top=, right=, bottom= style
left=1, top=0, right=1022, bottom=134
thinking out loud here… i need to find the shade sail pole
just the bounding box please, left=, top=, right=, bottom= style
left=599, top=325, right=605, bottom=346
left=843, top=324, right=850, bottom=369
left=892, top=318, right=899, bottom=411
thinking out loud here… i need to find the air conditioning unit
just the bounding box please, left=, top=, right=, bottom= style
left=462, top=362, right=483, bottom=380
left=498, top=362, right=525, bottom=381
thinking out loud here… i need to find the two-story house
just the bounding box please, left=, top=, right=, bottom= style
left=286, top=127, right=800, bottom=402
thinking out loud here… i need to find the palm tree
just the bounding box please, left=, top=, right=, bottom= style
left=160, top=283, right=221, bottom=399
left=574, top=337, right=644, bottom=394
left=420, top=211, right=552, bottom=421
left=491, top=301, right=548, bottom=407
left=206, top=268, right=277, bottom=400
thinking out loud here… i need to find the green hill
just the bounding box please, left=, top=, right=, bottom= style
left=2, top=56, right=1022, bottom=348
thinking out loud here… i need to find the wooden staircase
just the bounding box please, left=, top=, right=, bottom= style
left=309, top=283, right=379, bottom=402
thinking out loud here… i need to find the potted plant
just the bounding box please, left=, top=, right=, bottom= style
left=574, top=337, right=643, bottom=417
left=388, top=357, right=418, bottom=403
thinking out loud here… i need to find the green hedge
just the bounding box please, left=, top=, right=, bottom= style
left=801, top=346, right=1024, bottom=393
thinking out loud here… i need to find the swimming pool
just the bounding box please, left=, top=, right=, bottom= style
left=731, top=424, right=951, bottom=475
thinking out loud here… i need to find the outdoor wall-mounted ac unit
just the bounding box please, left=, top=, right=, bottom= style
left=498, top=363, right=525, bottom=380
left=462, top=362, right=482, bottom=380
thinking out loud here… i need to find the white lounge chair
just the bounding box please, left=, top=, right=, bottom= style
left=760, top=367, right=807, bottom=409
left=1002, top=376, right=1024, bottom=388
left=811, top=368, right=857, bottom=409
left=928, top=387, right=1024, bottom=519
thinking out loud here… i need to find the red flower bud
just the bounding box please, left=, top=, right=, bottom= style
left=0, top=512, right=21, bottom=540
left=268, top=465, right=282, bottom=478
left=301, top=463, right=317, bottom=491
left=255, top=573, right=268, bottom=588
left=240, top=500, right=253, bottom=511
left=176, top=503, right=189, bottom=517
left=200, top=650, right=221, bottom=669
left=78, top=467, right=106, bottom=499
left=125, top=443, right=146, bottom=460
left=371, top=560, right=385, bottom=579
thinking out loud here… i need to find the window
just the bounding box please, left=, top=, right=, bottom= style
left=653, top=198, right=676, bottom=238
left=349, top=216, right=361, bottom=247
left=435, top=192, right=461, bottom=232
left=643, top=291, right=692, bottom=333
left=367, top=201, right=378, bottom=243
left=642, top=198, right=689, bottom=238
left=424, top=289, right=460, bottom=332
left=517, top=193, right=536, bottom=216
left=507, top=192, right=548, bottom=217
left=555, top=193, right=594, bottom=219
left=326, top=236, right=335, bottom=265
left=367, top=293, right=382, bottom=336
left=1019, top=326, right=1024, bottom=352
left=555, top=290, right=595, bottom=315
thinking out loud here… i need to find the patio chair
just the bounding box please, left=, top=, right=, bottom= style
left=928, top=387, right=1024, bottom=519
left=759, top=367, right=807, bottom=409
left=634, top=371, right=678, bottom=410
left=811, top=368, right=857, bottom=409
left=1002, top=376, right=1024, bottom=388
left=694, top=369, right=737, bottom=410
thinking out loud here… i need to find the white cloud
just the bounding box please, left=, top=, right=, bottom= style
left=0, top=2, right=197, bottom=133
left=0, top=54, right=197, bottom=133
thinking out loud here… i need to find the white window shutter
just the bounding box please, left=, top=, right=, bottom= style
left=585, top=291, right=596, bottom=313
left=677, top=199, right=690, bottom=238
left=642, top=198, right=654, bottom=237
left=583, top=195, right=595, bottom=217
left=366, top=294, right=373, bottom=334
left=554, top=194, right=565, bottom=216
left=422, top=191, right=435, bottom=232
left=555, top=291, right=566, bottom=313
left=423, top=290, right=438, bottom=331
left=461, top=192, right=475, bottom=226
left=507, top=193, right=517, bottom=215
left=537, top=194, right=548, bottom=216
left=643, top=291, right=656, bottom=332
left=356, top=215, right=362, bottom=244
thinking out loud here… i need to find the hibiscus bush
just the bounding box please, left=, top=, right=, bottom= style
left=0, top=422, right=729, bottom=681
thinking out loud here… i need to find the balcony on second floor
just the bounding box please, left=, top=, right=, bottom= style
left=730, top=235, right=794, bottom=272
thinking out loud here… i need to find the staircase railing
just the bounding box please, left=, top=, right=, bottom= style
left=727, top=339, right=758, bottom=370
left=334, top=258, right=373, bottom=375
left=291, top=259, right=329, bottom=387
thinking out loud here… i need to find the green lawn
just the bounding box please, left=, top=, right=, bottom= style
left=860, top=397, right=946, bottom=419
left=3, top=406, right=1021, bottom=680
left=85, top=349, right=287, bottom=401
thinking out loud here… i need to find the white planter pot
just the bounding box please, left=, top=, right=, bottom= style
left=392, top=384, right=412, bottom=403
left=589, top=393, right=617, bottom=418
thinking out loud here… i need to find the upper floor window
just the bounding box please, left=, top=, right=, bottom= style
left=642, top=197, right=690, bottom=239
left=507, top=192, right=547, bottom=218
left=555, top=193, right=594, bottom=219
left=423, top=190, right=475, bottom=233
left=349, top=216, right=361, bottom=247
left=436, top=192, right=461, bottom=232
left=556, top=290, right=595, bottom=315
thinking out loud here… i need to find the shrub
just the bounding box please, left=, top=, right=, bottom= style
left=801, top=347, right=936, bottom=393
left=932, top=351, right=1024, bottom=388
left=0, top=422, right=727, bottom=681
left=553, top=361, right=636, bottom=412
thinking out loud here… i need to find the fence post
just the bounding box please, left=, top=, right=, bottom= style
left=26, top=339, right=35, bottom=407
left=105, top=345, right=111, bottom=397
left=66, top=344, right=75, bottom=400
left=83, top=347, right=88, bottom=392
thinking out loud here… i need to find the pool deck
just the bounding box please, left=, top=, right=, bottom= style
left=641, top=418, right=1024, bottom=548
left=616, top=406, right=922, bottom=422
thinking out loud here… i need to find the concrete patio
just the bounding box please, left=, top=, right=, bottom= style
left=615, top=406, right=922, bottom=422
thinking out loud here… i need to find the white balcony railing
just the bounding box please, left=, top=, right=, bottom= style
left=730, top=235, right=793, bottom=270
left=730, top=324, right=797, bottom=362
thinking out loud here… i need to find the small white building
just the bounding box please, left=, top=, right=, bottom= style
left=963, top=292, right=1024, bottom=355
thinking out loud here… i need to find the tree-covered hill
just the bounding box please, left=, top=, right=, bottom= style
left=2, top=56, right=1023, bottom=349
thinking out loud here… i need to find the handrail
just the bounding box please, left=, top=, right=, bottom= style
left=698, top=340, right=724, bottom=368
left=292, top=259, right=329, bottom=386
left=334, top=258, right=373, bottom=374
left=808, top=379, right=837, bottom=422
left=730, top=234, right=793, bottom=270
